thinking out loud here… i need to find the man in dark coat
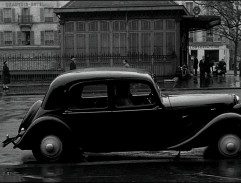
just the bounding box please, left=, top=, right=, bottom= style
left=70, top=56, right=77, bottom=70
left=193, top=56, right=198, bottom=76
left=205, top=55, right=211, bottom=77
left=2, top=61, right=10, bottom=90
left=199, top=56, right=205, bottom=78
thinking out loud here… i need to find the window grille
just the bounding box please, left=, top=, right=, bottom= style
left=141, top=20, right=150, bottom=30
left=44, top=8, right=53, bottom=22
left=89, top=21, right=98, bottom=32
left=45, top=31, right=54, bottom=45
left=65, top=22, right=74, bottom=33
left=154, top=32, right=163, bottom=55
left=101, top=21, right=109, bottom=31
left=129, top=20, right=139, bottom=31
left=76, top=22, right=85, bottom=32
left=45, top=17, right=53, bottom=23
left=4, top=8, right=12, bottom=23
left=166, top=20, right=175, bottom=30
left=4, top=31, right=13, bottom=46
left=154, top=20, right=163, bottom=30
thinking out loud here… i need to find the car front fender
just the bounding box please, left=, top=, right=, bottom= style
left=15, top=116, right=72, bottom=150
left=167, top=112, right=241, bottom=150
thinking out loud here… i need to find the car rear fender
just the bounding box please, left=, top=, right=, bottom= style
left=168, top=112, right=241, bottom=150
left=16, top=116, right=72, bottom=150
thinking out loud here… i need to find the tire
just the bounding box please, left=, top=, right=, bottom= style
left=217, top=134, right=241, bottom=159
left=205, top=133, right=241, bottom=159
left=32, top=134, right=66, bottom=163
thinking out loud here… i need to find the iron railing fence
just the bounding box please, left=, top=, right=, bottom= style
left=0, top=55, right=63, bottom=82
left=0, top=54, right=177, bottom=82
left=64, top=53, right=177, bottom=76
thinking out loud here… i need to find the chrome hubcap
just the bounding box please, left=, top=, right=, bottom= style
left=46, top=144, right=54, bottom=152
left=40, top=135, right=63, bottom=159
left=218, top=134, right=241, bottom=157
left=226, top=143, right=235, bottom=152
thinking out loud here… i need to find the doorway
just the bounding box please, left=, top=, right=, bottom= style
left=205, top=50, right=219, bottom=63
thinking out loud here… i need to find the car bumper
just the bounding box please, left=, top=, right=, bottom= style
left=2, top=128, right=25, bottom=148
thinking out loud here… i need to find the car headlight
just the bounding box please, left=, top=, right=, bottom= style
left=233, top=94, right=240, bottom=104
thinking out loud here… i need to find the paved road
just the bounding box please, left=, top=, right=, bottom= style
left=2, top=91, right=241, bottom=182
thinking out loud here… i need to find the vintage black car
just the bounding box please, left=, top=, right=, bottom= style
left=3, top=67, right=241, bottom=162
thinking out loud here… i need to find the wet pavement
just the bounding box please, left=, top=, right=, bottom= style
left=173, top=74, right=241, bottom=89
left=161, top=71, right=241, bottom=90
left=2, top=158, right=241, bottom=182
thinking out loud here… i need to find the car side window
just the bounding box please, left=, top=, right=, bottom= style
left=129, top=82, right=155, bottom=105
left=68, top=82, right=108, bottom=110
left=114, top=81, right=155, bottom=108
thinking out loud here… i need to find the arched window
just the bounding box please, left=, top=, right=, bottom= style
left=113, top=20, right=126, bottom=55
left=128, top=20, right=139, bottom=53
left=153, top=20, right=164, bottom=55
left=141, top=20, right=151, bottom=55
left=166, top=20, right=176, bottom=55
left=88, top=21, right=98, bottom=54
left=100, top=21, right=110, bottom=54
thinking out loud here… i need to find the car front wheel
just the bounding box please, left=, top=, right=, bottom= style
left=217, top=134, right=241, bottom=159
left=204, top=133, right=241, bottom=159
left=32, top=134, right=66, bottom=163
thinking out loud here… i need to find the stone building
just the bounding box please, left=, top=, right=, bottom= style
left=55, top=1, right=220, bottom=76
left=0, top=1, right=68, bottom=57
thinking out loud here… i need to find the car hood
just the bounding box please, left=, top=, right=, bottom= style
left=163, top=93, right=235, bottom=109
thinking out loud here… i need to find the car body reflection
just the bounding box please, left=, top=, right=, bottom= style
left=1, top=158, right=241, bottom=182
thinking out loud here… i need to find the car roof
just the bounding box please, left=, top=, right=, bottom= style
left=43, top=67, right=156, bottom=109
left=52, top=67, right=153, bottom=86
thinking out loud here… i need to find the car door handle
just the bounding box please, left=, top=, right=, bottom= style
left=154, top=106, right=160, bottom=110
left=64, top=110, right=71, bottom=114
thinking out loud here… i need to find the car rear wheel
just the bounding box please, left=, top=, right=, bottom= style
left=32, top=134, right=66, bottom=163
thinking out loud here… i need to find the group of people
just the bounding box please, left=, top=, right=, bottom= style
left=193, top=55, right=226, bottom=78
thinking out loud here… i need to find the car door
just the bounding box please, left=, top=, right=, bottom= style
left=63, top=80, right=116, bottom=152
left=109, top=79, right=169, bottom=151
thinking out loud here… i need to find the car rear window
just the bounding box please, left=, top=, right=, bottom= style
left=68, top=82, right=108, bottom=110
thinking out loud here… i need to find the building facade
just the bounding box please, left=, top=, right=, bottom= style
left=0, top=1, right=68, bottom=57
left=55, top=1, right=220, bottom=76
left=177, top=1, right=231, bottom=71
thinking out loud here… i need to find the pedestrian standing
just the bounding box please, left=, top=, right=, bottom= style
left=204, top=55, right=211, bottom=77
left=199, top=56, right=205, bottom=78
left=122, top=59, right=130, bottom=68
left=2, top=61, right=10, bottom=90
left=193, top=56, right=198, bottom=76
left=70, top=56, right=77, bottom=70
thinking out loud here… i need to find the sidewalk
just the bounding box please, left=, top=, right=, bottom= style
left=1, top=70, right=241, bottom=96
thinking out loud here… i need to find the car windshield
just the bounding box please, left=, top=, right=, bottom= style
left=147, top=72, right=161, bottom=96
